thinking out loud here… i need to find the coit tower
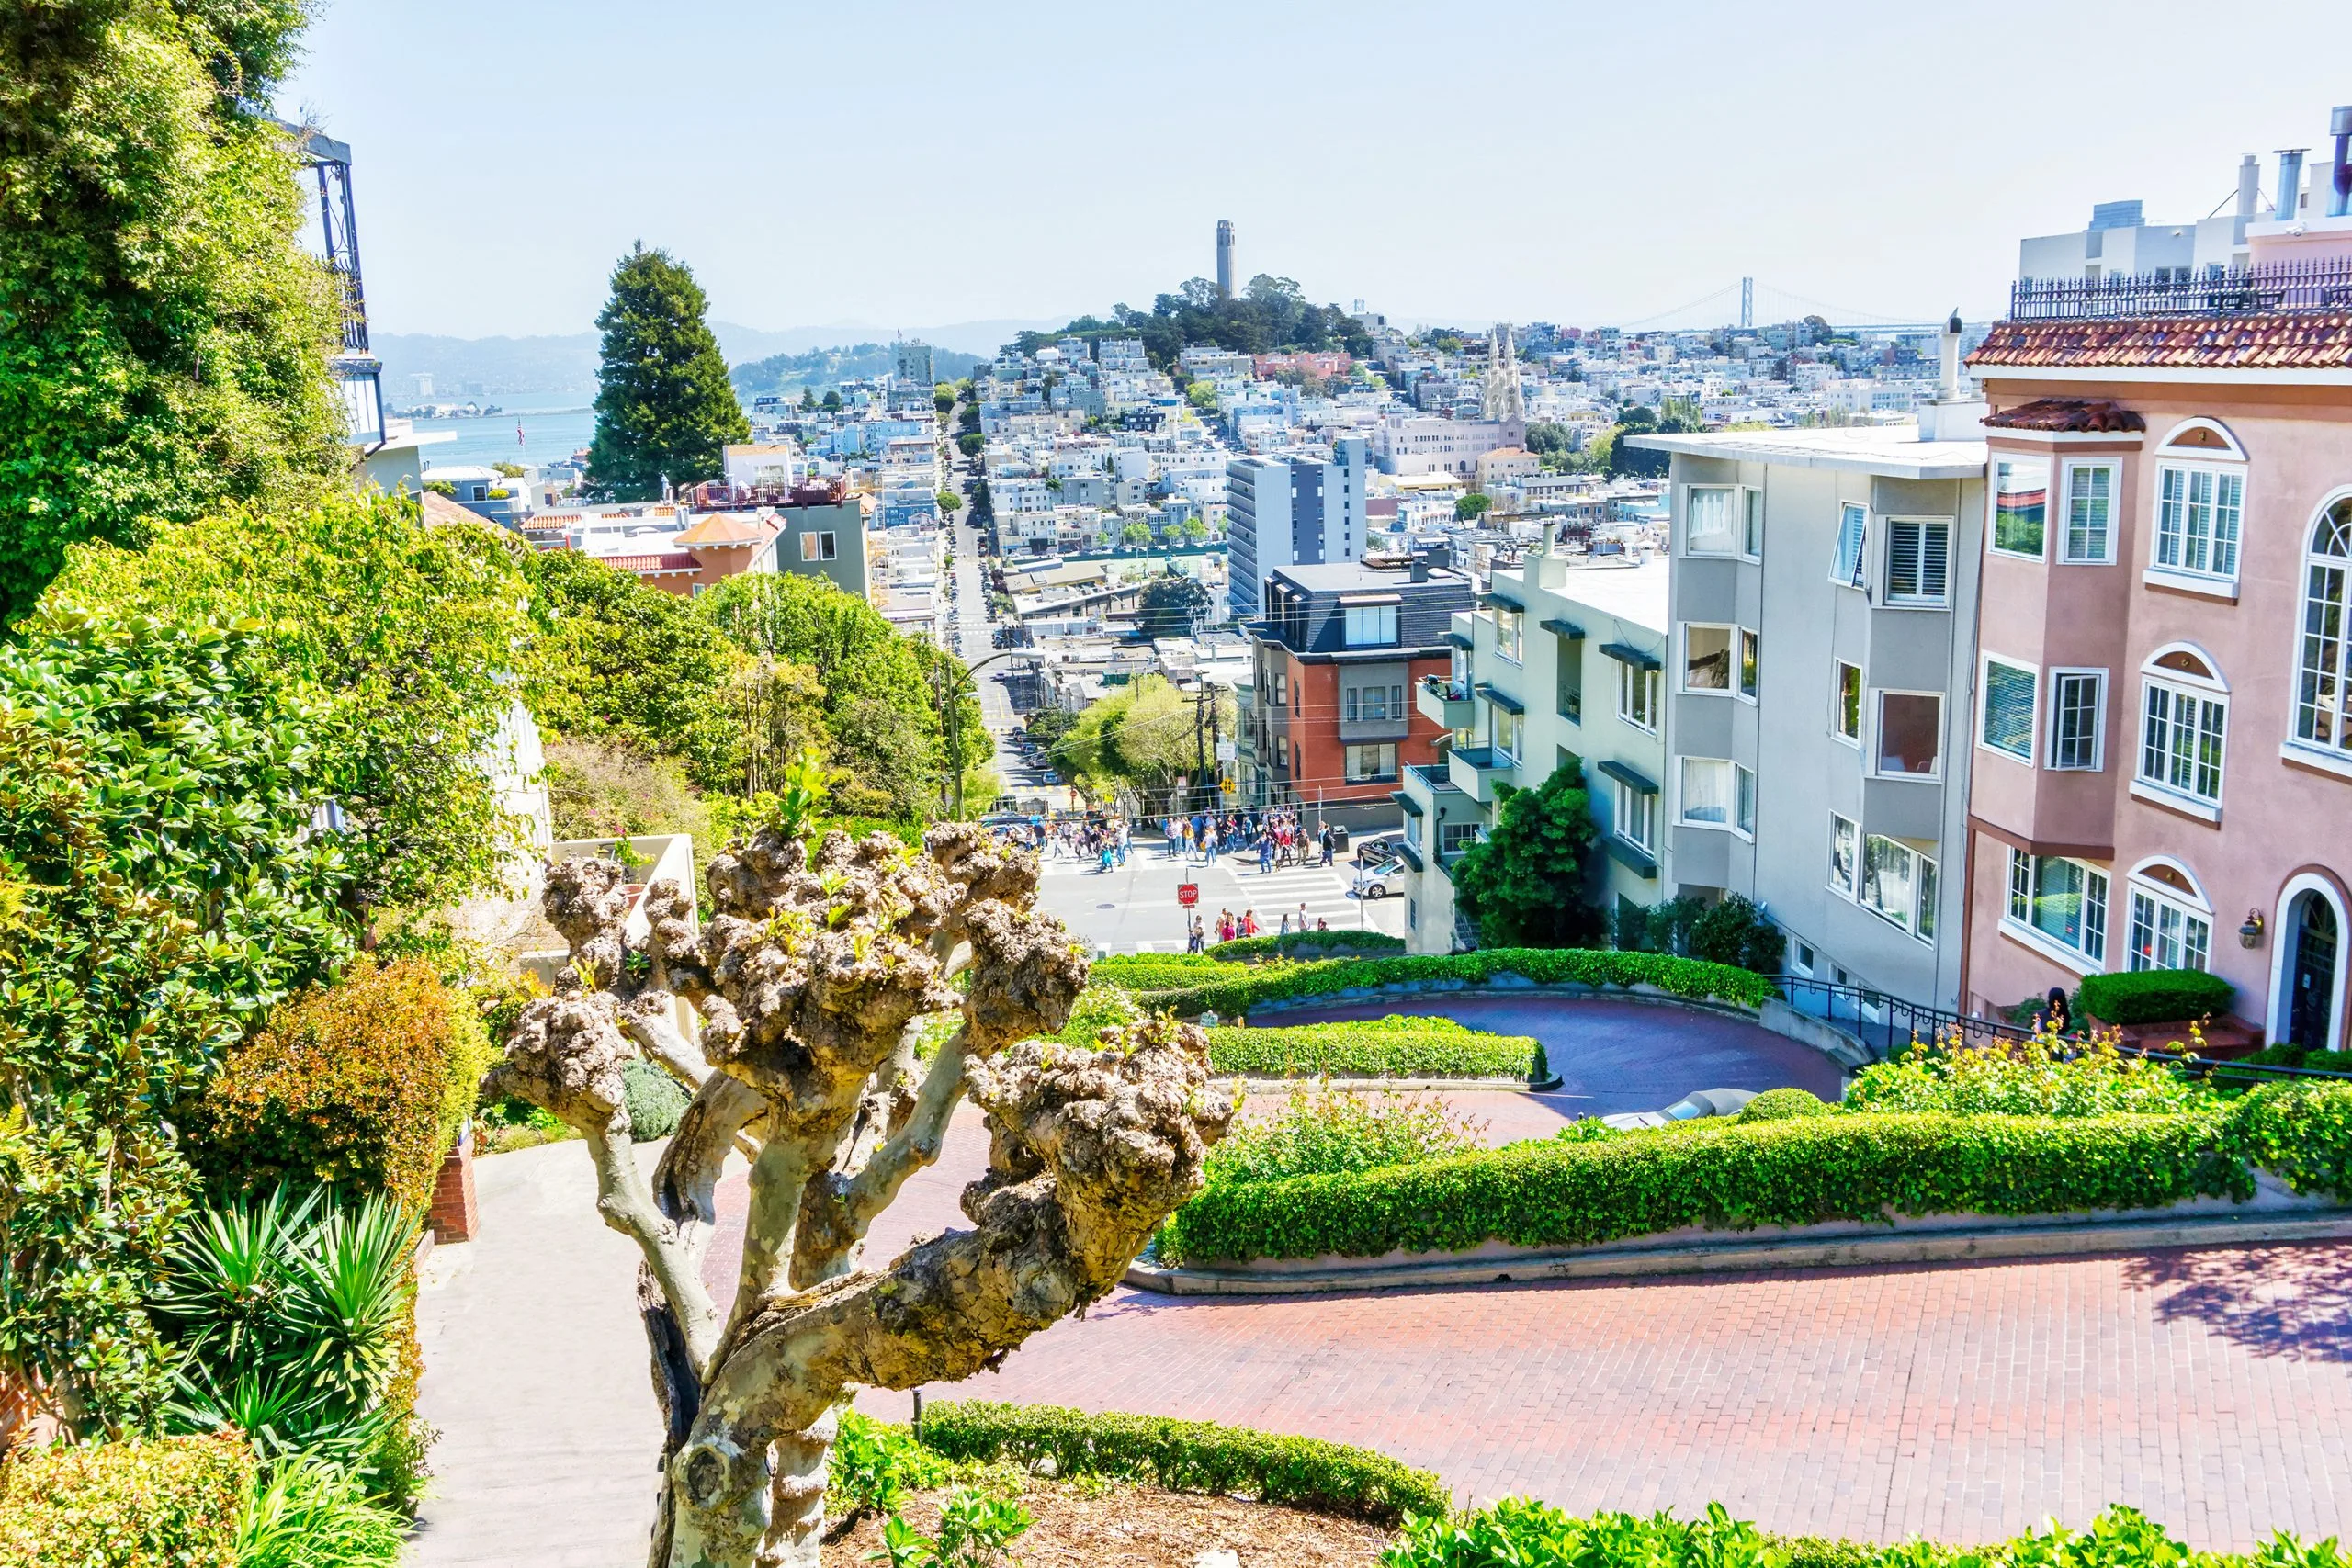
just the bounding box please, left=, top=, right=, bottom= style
left=1216, top=219, right=1235, bottom=299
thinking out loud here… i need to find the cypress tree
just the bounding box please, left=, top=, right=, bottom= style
left=583, top=244, right=749, bottom=502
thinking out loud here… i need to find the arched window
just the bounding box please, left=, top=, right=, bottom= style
left=2294, top=497, right=2352, bottom=760
left=2150, top=419, right=2247, bottom=589
left=2135, top=643, right=2228, bottom=815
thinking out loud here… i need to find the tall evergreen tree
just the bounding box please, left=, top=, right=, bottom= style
left=583, top=244, right=748, bottom=502
left=0, top=0, right=349, bottom=623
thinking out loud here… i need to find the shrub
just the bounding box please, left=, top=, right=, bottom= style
left=1055, top=985, right=1145, bottom=1046
left=1206, top=1083, right=1487, bottom=1188
left=0, top=1432, right=253, bottom=1568
left=2229, top=1081, right=2352, bottom=1201
left=2079, top=967, right=2234, bottom=1026
left=1204, top=1017, right=1537, bottom=1079
left=1211, top=930, right=1406, bottom=962
left=1737, top=1088, right=1828, bottom=1123
left=829, top=1409, right=956, bottom=1523
left=181, top=958, right=493, bottom=1214
left=543, top=737, right=716, bottom=847
left=1688, top=895, right=1786, bottom=976
left=915, top=1401, right=1447, bottom=1524
left=232, top=1454, right=406, bottom=1568
left=1844, top=1034, right=2218, bottom=1119
left=1118, top=948, right=1780, bottom=1020
left=1156, top=1105, right=2254, bottom=1266
left=621, top=1059, right=692, bottom=1140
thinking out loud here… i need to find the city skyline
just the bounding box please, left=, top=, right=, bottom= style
left=280, top=0, right=2348, bottom=342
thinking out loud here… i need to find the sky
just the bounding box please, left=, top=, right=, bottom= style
left=279, top=0, right=2352, bottom=342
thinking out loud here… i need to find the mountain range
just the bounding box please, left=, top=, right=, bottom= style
left=374, top=318, right=1054, bottom=398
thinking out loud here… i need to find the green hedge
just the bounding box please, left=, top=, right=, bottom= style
left=915, top=1401, right=1446, bottom=1524
left=1123, top=947, right=1781, bottom=1020
left=1205, top=1016, right=1537, bottom=1079
left=2079, top=967, right=2234, bottom=1025
left=1157, top=1104, right=2261, bottom=1265
left=0, top=1433, right=253, bottom=1568
left=1210, top=931, right=1407, bottom=963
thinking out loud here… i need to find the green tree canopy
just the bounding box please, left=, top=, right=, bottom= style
left=583, top=244, right=748, bottom=502
left=1455, top=492, right=1495, bottom=521
left=936, top=490, right=964, bottom=514
left=1450, top=763, right=1602, bottom=948
left=0, top=0, right=348, bottom=621
left=1059, top=674, right=1233, bottom=810
left=1134, top=572, right=1209, bottom=639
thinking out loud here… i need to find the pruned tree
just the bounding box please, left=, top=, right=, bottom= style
left=486, top=822, right=1231, bottom=1567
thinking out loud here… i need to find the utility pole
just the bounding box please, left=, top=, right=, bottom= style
left=1206, top=686, right=1221, bottom=815
left=1193, top=687, right=1208, bottom=816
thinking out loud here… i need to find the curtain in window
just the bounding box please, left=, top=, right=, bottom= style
left=1686, top=487, right=1739, bottom=554
left=1680, top=759, right=1730, bottom=824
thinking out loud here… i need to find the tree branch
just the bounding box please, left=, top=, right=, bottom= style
left=580, top=1118, right=722, bottom=1374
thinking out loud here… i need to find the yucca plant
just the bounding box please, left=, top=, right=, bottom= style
left=235, top=1452, right=407, bottom=1568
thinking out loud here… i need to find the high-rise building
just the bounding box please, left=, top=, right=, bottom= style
left=1216, top=220, right=1236, bottom=299
left=894, top=338, right=935, bottom=388
left=1224, top=437, right=1368, bottom=620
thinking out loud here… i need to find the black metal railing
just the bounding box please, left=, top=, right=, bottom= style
left=2007, top=256, right=2352, bottom=321
left=1772, top=975, right=2352, bottom=1083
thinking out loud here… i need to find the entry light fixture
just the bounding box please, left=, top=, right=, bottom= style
left=2239, top=909, right=2265, bottom=949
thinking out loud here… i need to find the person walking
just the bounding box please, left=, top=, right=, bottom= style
left=1278, top=910, right=1292, bottom=937
left=1241, top=908, right=1259, bottom=938
left=1319, top=827, right=1334, bottom=867
left=1259, top=833, right=1274, bottom=874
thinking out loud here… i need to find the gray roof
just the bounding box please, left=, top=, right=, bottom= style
left=1624, top=424, right=1986, bottom=480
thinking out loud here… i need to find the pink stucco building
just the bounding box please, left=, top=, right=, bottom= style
left=1959, top=214, right=2352, bottom=1048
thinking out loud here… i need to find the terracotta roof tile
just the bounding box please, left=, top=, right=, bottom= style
left=1969, top=313, right=2352, bottom=372
left=1981, top=399, right=2148, bottom=433
left=603, top=552, right=701, bottom=574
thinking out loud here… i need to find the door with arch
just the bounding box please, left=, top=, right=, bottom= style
left=2286, top=891, right=2340, bottom=1049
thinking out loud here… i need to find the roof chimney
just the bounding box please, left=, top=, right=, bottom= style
left=2278, top=149, right=2308, bottom=222
left=1938, top=311, right=1962, bottom=400
left=2331, top=106, right=2352, bottom=219
left=1410, top=552, right=1430, bottom=582
left=2238, top=153, right=2261, bottom=220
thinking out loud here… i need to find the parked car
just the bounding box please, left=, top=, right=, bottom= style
left=1600, top=1088, right=1757, bottom=1131
left=1350, top=859, right=1407, bottom=899
left=1353, top=833, right=1400, bottom=867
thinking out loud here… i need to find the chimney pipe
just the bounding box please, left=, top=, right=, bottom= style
left=2237, top=153, right=2261, bottom=221
left=2331, top=107, right=2352, bottom=219
left=2278, top=149, right=2308, bottom=221
left=1938, top=310, right=1962, bottom=400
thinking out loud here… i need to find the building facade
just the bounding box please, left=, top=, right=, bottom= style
left=1400, top=547, right=1671, bottom=953
left=1240, top=558, right=1472, bottom=831
left=1959, top=206, right=2352, bottom=1047
left=1223, top=437, right=1368, bottom=619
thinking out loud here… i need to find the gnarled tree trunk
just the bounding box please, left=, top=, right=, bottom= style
left=485, top=823, right=1229, bottom=1568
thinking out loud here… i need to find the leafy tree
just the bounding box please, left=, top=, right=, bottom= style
left=821, top=389, right=842, bottom=413
left=1119, top=521, right=1153, bottom=547
left=1135, top=572, right=1208, bottom=639
left=936, top=490, right=963, bottom=514
left=933, top=384, right=955, bottom=415
left=799, top=387, right=817, bottom=411
left=583, top=244, right=748, bottom=502
left=1451, top=764, right=1601, bottom=948
left=1181, top=517, right=1210, bottom=542
left=1185, top=380, right=1219, bottom=412
left=956, top=430, right=985, bottom=458
left=1689, top=894, right=1787, bottom=975
left=1059, top=674, right=1232, bottom=810
left=0, top=0, right=347, bottom=622
left=1455, top=492, right=1495, bottom=522
left=525, top=547, right=739, bottom=785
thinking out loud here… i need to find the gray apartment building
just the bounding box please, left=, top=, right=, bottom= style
left=1629, top=422, right=1988, bottom=1010
left=1224, top=436, right=1368, bottom=620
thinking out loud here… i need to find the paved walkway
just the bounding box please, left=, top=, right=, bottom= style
left=413, top=999, right=2352, bottom=1560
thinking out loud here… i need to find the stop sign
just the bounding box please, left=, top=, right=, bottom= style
left=1177, top=882, right=1200, bottom=908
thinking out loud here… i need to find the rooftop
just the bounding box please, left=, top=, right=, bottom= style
left=1969, top=312, right=2352, bottom=377
left=1624, top=424, right=1986, bottom=480
left=1547, top=555, right=1670, bottom=635
left=1981, top=399, right=2147, bottom=434
left=1272, top=560, right=1471, bottom=594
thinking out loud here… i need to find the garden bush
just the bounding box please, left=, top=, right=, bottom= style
left=1385, top=1500, right=2305, bottom=1568
left=1687, top=895, right=1786, bottom=976
left=621, top=1058, right=692, bottom=1140
left=1204, top=1016, right=1537, bottom=1079
left=232, top=1454, right=406, bottom=1568
left=2079, top=967, right=2234, bottom=1026
left=1116, top=948, right=1780, bottom=1020
left=1211, top=930, right=1406, bottom=962
left=1844, top=1035, right=2217, bottom=1119
left=0, top=1432, right=253, bottom=1568
left=2227, top=1081, right=2352, bottom=1201
left=1736, top=1088, right=1828, bottom=1123
left=181, top=958, right=493, bottom=1213
left=1156, top=1103, right=2261, bottom=1266
left=915, top=1401, right=1447, bottom=1524
left=1205, top=1083, right=1487, bottom=1188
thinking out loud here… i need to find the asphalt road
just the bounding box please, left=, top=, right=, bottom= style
left=1029, top=835, right=1406, bottom=953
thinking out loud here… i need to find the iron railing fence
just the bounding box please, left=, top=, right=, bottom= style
left=1770, top=976, right=2352, bottom=1084
left=2007, top=255, right=2352, bottom=321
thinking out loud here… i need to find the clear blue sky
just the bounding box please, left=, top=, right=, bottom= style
left=279, top=0, right=2351, bottom=340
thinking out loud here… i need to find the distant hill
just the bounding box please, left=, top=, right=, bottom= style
left=374, top=318, right=1047, bottom=398
left=729, top=342, right=984, bottom=398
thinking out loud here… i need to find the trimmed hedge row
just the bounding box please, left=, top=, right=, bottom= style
left=1210, top=930, right=1407, bottom=962
left=915, top=1400, right=1447, bottom=1524
left=1204, top=1016, right=1538, bottom=1079
left=1121, top=947, right=1781, bottom=1020
left=1156, top=1100, right=2297, bottom=1266
left=0, top=1432, right=253, bottom=1568
left=2080, top=966, right=2234, bottom=1025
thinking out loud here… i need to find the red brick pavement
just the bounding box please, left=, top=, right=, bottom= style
left=700, top=1051, right=2352, bottom=1549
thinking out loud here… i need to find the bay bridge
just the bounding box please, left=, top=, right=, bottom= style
left=1602, top=276, right=1990, bottom=335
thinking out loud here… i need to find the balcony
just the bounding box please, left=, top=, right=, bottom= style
left=1416, top=675, right=1475, bottom=729
left=1448, top=745, right=1517, bottom=803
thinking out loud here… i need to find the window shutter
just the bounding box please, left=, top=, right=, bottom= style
left=1921, top=523, right=1949, bottom=599
left=1887, top=519, right=1920, bottom=599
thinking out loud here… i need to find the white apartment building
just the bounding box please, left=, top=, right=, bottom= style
left=1374, top=414, right=1526, bottom=478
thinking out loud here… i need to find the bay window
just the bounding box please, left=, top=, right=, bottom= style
left=2049, top=671, right=2106, bottom=771
left=1679, top=758, right=1733, bottom=827
left=1683, top=624, right=1733, bottom=693
left=1874, top=692, right=1941, bottom=778
left=1992, top=457, right=2049, bottom=559
left=2064, top=462, right=2116, bottom=563
left=1861, top=835, right=1938, bottom=942
left=1827, top=813, right=1858, bottom=897
left=1884, top=518, right=1951, bottom=605
left=1981, top=656, right=2038, bottom=761
left=1685, top=486, right=1741, bottom=556
left=1738, top=627, right=1759, bottom=701
left=2004, top=849, right=2109, bottom=965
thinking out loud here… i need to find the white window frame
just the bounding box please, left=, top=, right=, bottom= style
left=2132, top=655, right=2228, bottom=820
left=1734, top=762, right=1756, bottom=839
left=1829, top=502, right=1868, bottom=589
left=1343, top=604, right=1399, bottom=647
left=1871, top=689, right=1944, bottom=781
left=1990, top=455, right=2052, bottom=562
left=1617, top=660, right=1660, bottom=735
left=1683, top=484, right=1744, bottom=557
left=2001, top=847, right=2110, bottom=973
left=1979, top=653, right=2040, bottom=765
left=1439, top=818, right=1481, bottom=855
left=2146, top=421, right=2247, bottom=597
left=1614, top=778, right=1657, bottom=854
left=1833, top=660, right=1862, bottom=748
left=2290, top=492, right=2352, bottom=773
left=1826, top=813, right=1859, bottom=899
left=1736, top=627, right=1760, bottom=703
left=1860, top=833, right=1938, bottom=944
left=1740, top=487, right=1764, bottom=561
left=2124, top=864, right=2214, bottom=975
left=2047, top=668, right=2108, bottom=772
left=1883, top=516, right=1953, bottom=607
left=1680, top=623, right=1736, bottom=696
left=1678, top=757, right=1736, bottom=829
left=2061, top=460, right=2118, bottom=565
left=1490, top=704, right=1522, bottom=761
left=800, top=530, right=839, bottom=562
left=1493, top=603, right=1524, bottom=663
